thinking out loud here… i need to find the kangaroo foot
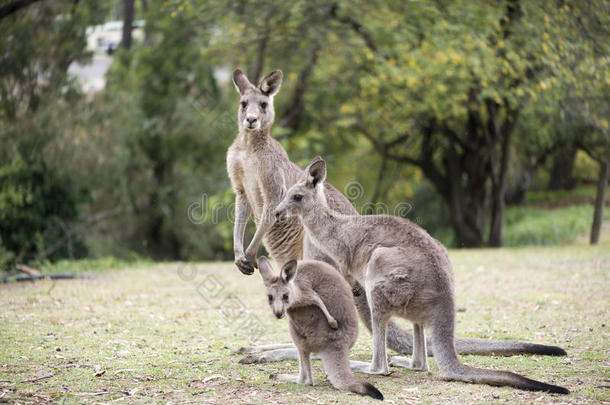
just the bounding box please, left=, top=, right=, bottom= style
left=349, top=360, right=391, bottom=375
left=234, top=343, right=294, bottom=355
left=389, top=356, right=428, bottom=371
left=238, top=348, right=299, bottom=364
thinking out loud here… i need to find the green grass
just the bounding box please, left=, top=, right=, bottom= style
left=503, top=204, right=610, bottom=246
left=2, top=244, right=609, bottom=404
left=525, top=186, right=599, bottom=204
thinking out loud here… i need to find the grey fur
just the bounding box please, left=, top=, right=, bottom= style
left=226, top=67, right=566, bottom=360
left=258, top=257, right=383, bottom=400
left=273, top=157, right=569, bottom=394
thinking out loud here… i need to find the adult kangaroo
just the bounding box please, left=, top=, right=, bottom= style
left=273, top=157, right=569, bottom=394
left=226, top=68, right=566, bottom=362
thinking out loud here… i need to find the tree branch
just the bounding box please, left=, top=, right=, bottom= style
left=278, top=40, right=323, bottom=135
left=329, top=3, right=388, bottom=60
left=0, top=0, right=42, bottom=19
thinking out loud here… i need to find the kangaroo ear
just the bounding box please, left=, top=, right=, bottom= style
left=233, top=68, right=254, bottom=94
left=258, top=70, right=283, bottom=96
left=258, top=256, right=275, bottom=284
left=305, top=156, right=326, bottom=187
left=280, top=260, right=298, bottom=284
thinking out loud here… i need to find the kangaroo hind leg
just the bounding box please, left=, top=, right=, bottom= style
left=389, top=323, right=428, bottom=370
left=270, top=348, right=313, bottom=385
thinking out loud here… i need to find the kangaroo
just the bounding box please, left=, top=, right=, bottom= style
left=227, top=67, right=566, bottom=363
left=273, top=156, right=569, bottom=394
left=257, top=256, right=383, bottom=400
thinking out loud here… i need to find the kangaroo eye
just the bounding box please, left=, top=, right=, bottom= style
left=267, top=294, right=273, bottom=302
left=241, top=101, right=247, bottom=109
left=260, top=102, right=267, bottom=109
left=293, top=194, right=303, bottom=202
left=282, top=294, right=289, bottom=301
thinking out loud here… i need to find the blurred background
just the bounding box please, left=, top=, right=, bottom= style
left=0, top=0, right=608, bottom=272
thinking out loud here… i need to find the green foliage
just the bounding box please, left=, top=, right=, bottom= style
left=1, top=0, right=608, bottom=265
left=503, top=204, right=610, bottom=246
left=525, top=186, right=598, bottom=205
left=0, top=152, right=88, bottom=265
left=36, top=256, right=149, bottom=275
left=99, top=1, right=234, bottom=260
left=0, top=2, right=109, bottom=269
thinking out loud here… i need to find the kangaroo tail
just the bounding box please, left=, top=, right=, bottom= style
left=453, top=336, right=567, bottom=356
left=353, top=284, right=566, bottom=357
left=319, top=348, right=384, bottom=400
left=431, top=318, right=569, bottom=394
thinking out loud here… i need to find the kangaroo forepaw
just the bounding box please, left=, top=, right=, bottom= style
left=235, top=256, right=255, bottom=275
left=328, top=318, right=338, bottom=329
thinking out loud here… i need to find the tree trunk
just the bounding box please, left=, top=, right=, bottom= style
left=121, top=0, right=135, bottom=50
left=140, top=0, right=152, bottom=46
left=547, top=147, right=576, bottom=190
left=442, top=143, right=486, bottom=247
left=505, top=167, right=532, bottom=205
left=488, top=180, right=507, bottom=247
left=590, top=160, right=608, bottom=244
left=488, top=115, right=515, bottom=247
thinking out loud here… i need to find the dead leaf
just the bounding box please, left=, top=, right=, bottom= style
left=202, top=374, right=223, bottom=383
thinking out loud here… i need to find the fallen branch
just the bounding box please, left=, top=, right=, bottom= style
left=15, top=264, right=42, bottom=276
left=20, top=371, right=53, bottom=383
left=73, top=391, right=113, bottom=396
left=1, top=274, right=94, bottom=284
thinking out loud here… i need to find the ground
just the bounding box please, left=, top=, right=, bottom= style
left=1, top=243, right=609, bottom=404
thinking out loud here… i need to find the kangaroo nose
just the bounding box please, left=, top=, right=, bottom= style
left=246, top=116, right=257, bottom=124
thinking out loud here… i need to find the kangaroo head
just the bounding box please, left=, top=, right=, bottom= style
left=275, top=156, right=326, bottom=220
left=232, top=69, right=283, bottom=133
left=258, top=256, right=297, bottom=319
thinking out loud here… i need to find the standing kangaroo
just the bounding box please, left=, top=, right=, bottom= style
left=258, top=256, right=383, bottom=400
left=227, top=67, right=566, bottom=362
left=273, top=156, right=569, bottom=394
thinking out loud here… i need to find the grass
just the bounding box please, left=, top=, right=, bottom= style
left=503, top=204, right=610, bottom=246
left=1, top=243, right=609, bottom=404
left=525, top=186, right=600, bottom=205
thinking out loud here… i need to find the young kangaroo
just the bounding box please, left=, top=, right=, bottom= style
left=257, top=256, right=383, bottom=400
left=273, top=157, right=569, bottom=394
left=227, top=67, right=566, bottom=363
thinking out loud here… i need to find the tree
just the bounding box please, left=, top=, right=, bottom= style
left=121, top=0, right=135, bottom=49
left=178, top=0, right=609, bottom=247
left=105, top=1, right=232, bottom=260
left=0, top=1, right=108, bottom=268
left=317, top=1, right=607, bottom=246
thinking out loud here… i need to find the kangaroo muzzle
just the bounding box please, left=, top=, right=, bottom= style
left=274, top=208, right=287, bottom=220
left=244, top=114, right=260, bottom=130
